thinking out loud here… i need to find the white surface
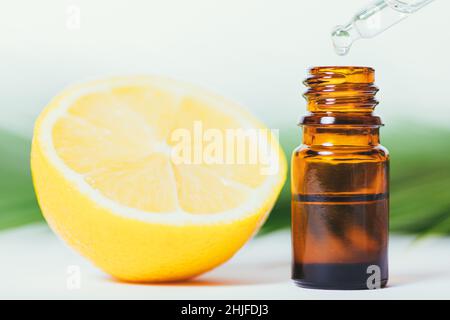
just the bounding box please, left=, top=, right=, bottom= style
left=0, top=225, right=449, bottom=299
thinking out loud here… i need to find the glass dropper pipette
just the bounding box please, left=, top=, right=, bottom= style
left=332, top=0, right=435, bottom=55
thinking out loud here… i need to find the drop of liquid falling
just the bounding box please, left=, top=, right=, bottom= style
left=331, top=25, right=353, bottom=56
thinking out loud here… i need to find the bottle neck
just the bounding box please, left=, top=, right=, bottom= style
left=302, top=126, right=380, bottom=147
left=303, top=66, right=379, bottom=113
left=300, top=66, right=382, bottom=148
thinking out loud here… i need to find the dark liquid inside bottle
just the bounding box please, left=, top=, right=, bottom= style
left=293, top=262, right=387, bottom=290
left=292, top=192, right=388, bottom=289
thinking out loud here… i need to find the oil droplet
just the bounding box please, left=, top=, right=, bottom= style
left=331, top=25, right=353, bottom=56
left=331, top=23, right=362, bottom=56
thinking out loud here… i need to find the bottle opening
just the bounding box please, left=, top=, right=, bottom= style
left=306, top=66, right=375, bottom=85
left=303, top=66, right=379, bottom=114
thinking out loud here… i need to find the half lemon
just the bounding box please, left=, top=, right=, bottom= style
left=31, top=76, right=286, bottom=282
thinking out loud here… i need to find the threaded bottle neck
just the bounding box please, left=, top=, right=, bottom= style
left=300, top=66, right=383, bottom=147
left=300, top=66, right=382, bottom=127
left=303, top=66, right=379, bottom=113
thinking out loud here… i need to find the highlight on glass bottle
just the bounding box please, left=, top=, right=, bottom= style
left=291, top=66, right=389, bottom=290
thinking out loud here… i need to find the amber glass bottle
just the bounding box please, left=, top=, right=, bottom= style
left=291, top=66, right=389, bottom=290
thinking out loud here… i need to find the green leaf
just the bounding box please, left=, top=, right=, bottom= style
left=0, top=128, right=42, bottom=230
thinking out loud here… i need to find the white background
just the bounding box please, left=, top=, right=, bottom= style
left=1, top=0, right=449, bottom=136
